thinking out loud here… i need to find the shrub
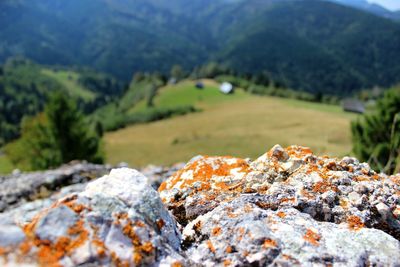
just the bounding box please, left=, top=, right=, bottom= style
left=352, top=87, right=400, bottom=174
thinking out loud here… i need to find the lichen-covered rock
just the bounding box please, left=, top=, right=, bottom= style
left=0, top=168, right=185, bottom=266
left=159, top=145, right=400, bottom=240
left=0, top=162, right=110, bottom=213
left=1, top=145, right=400, bottom=266
left=0, top=163, right=181, bottom=226
left=159, top=145, right=400, bottom=266
left=182, top=196, right=400, bottom=266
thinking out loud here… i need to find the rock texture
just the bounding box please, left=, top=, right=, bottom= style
left=0, top=162, right=111, bottom=213
left=160, top=145, right=400, bottom=266
left=0, top=162, right=184, bottom=225
left=0, top=145, right=400, bottom=266
left=0, top=168, right=185, bottom=266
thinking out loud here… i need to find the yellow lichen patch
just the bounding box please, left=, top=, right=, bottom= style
left=286, top=146, right=313, bottom=159
left=92, top=239, right=106, bottom=258
left=159, top=156, right=250, bottom=193
left=303, top=229, right=321, bottom=246
left=312, top=181, right=338, bottom=193
left=263, top=239, right=278, bottom=249
left=347, top=216, right=364, bottom=231
left=340, top=199, right=349, bottom=208
left=62, top=197, right=90, bottom=214
left=224, top=259, right=232, bottom=266
left=207, top=240, right=216, bottom=253
left=243, top=204, right=253, bottom=213
left=172, top=261, right=183, bottom=267
left=140, top=242, right=154, bottom=254
left=277, top=211, right=286, bottom=218
left=212, top=226, right=222, bottom=236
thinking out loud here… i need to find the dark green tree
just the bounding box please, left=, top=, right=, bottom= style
left=352, top=87, right=400, bottom=174
left=170, top=65, right=184, bottom=81
left=45, top=92, right=104, bottom=165
left=7, top=92, right=104, bottom=170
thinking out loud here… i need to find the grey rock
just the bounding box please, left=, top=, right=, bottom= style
left=35, top=205, right=79, bottom=242
left=0, top=168, right=187, bottom=266
left=0, top=161, right=110, bottom=212
left=0, top=224, right=25, bottom=247
left=182, top=197, right=400, bottom=266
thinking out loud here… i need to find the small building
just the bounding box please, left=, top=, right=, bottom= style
left=195, top=81, right=204, bottom=89
left=220, top=82, right=234, bottom=94
left=168, top=77, right=177, bottom=85
left=342, top=99, right=365, bottom=114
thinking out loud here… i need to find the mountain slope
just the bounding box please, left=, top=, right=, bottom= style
left=204, top=0, right=400, bottom=93
left=1, top=0, right=400, bottom=94
left=329, top=0, right=400, bottom=20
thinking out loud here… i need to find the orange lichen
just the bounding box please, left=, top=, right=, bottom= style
left=347, top=216, right=364, bottom=231
left=212, top=227, right=222, bottom=236
left=340, top=199, right=348, bottom=208
left=19, top=241, right=31, bottom=255
left=286, top=146, right=313, bottom=158
left=263, top=239, right=277, bottom=249
left=207, top=240, right=216, bottom=253
left=156, top=219, right=165, bottom=230
left=160, top=156, right=249, bottom=193
left=172, top=261, right=183, bottom=267
left=140, top=242, right=154, bottom=254
left=303, top=229, right=321, bottom=246
left=227, top=211, right=239, bottom=218
left=132, top=251, right=142, bottom=265
left=92, top=239, right=106, bottom=258
left=312, top=181, right=338, bottom=193
left=244, top=204, right=253, bottom=213
left=277, top=211, right=286, bottom=218
left=225, top=246, right=232, bottom=253
left=224, top=259, right=232, bottom=266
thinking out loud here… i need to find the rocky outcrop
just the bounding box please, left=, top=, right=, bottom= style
left=0, top=162, right=184, bottom=225
left=0, top=162, right=111, bottom=213
left=160, top=145, right=400, bottom=266
left=0, top=145, right=400, bottom=266
left=0, top=168, right=186, bottom=266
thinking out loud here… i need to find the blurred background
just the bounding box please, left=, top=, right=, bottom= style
left=1, top=0, right=400, bottom=175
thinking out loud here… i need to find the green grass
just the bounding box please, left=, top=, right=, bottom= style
left=41, top=69, right=96, bottom=100
left=128, top=79, right=248, bottom=114
left=106, top=80, right=358, bottom=168
left=0, top=154, right=14, bottom=174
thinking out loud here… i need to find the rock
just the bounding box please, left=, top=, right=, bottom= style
left=182, top=197, right=400, bottom=266
left=1, top=144, right=400, bottom=266
left=0, top=162, right=110, bottom=213
left=0, top=168, right=186, bottom=266
left=159, top=144, right=400, bottom=265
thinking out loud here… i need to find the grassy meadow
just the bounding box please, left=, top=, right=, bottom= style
left=105, top=80, right=357, bottom=168
left=41, top=69, right=96, bottom=100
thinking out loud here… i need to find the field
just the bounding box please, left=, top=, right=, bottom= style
left=41, top=69, right=96, bottom=100
left=105, top=80, right=357, bottom=168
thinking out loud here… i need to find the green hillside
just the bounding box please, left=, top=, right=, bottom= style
left=1, top=0, right=400, bottom=94
left=0, top=58, right=123, bottom=145
left=105, top=80, right=357, bottom=167
left=41, top=69, right=96, bottom=101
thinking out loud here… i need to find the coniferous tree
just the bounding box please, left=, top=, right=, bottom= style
left=352, top=87, right=400, bottom=174
left=45, top=92, right=104, bottom=165
left=7, top=91, right=104, bottom=170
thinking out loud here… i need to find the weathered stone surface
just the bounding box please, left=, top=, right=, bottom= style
left=1, top=145, right=400, bottom=266
left=182, top=196, right=400, bottom=266
left=0, top=163, right=181, bottom=225
left=0, top=168, right=185, bottom=266
left=0, top=162, right=110, bottom=213
left=159, top=145, right=400, bottom=241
